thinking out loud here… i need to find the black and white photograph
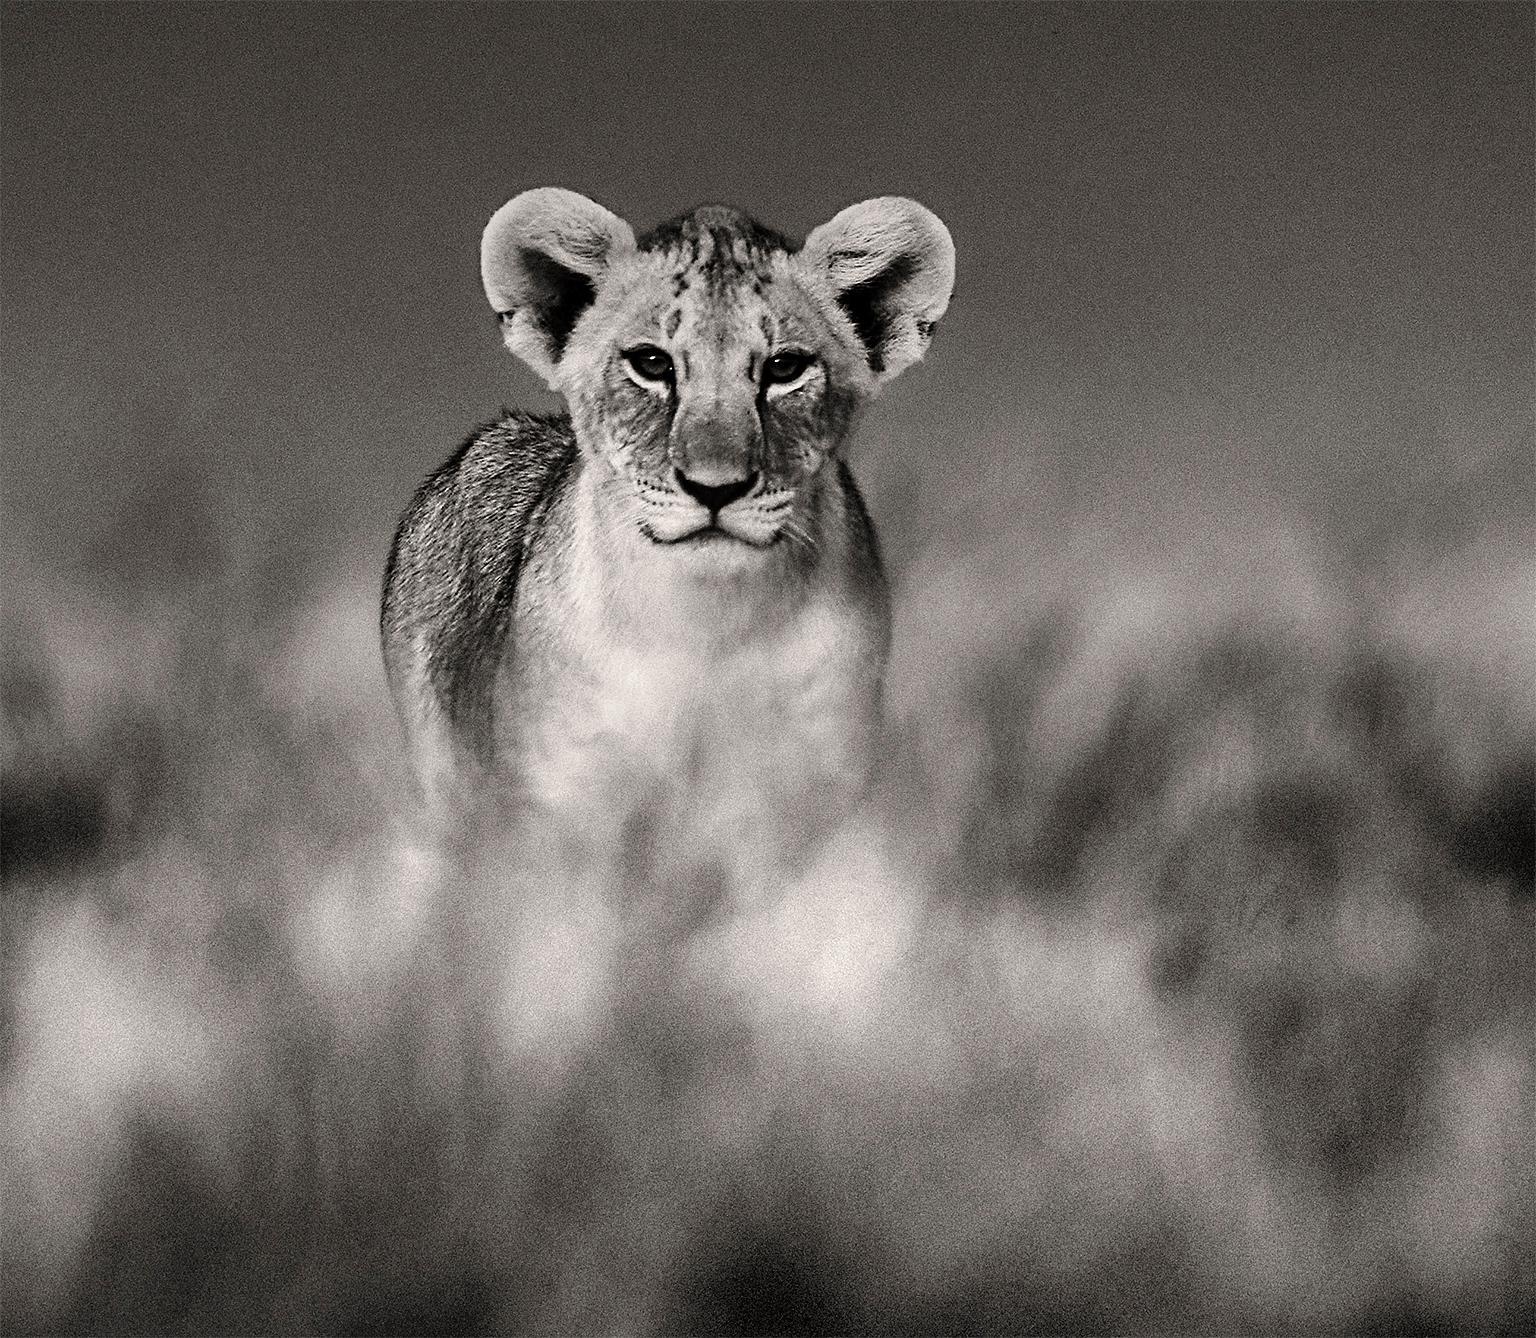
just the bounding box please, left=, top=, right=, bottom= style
left=2, top=2, right=1532, bottom=1333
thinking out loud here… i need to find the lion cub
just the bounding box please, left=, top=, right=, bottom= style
left=382, top=188, right=954, bottom=859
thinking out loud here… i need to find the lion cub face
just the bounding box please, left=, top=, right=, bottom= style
left=481, top=190, right=954, bottom=556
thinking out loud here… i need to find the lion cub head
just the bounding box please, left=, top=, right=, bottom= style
left=480, top=188, right=954, bottom=554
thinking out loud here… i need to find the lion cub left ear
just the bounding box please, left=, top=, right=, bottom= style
left=800, top=197, right=955, bottom=383
left=481, top=187, right=637, bottom=388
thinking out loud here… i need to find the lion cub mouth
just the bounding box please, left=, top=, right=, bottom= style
left=676, top=526, right=733, bottom=545
left=651, top=522, right=778, bottom=549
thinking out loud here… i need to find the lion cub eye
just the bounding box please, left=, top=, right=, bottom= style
left=763, top=350, right=812, bottom=385
left=623, top=345, right=674, bottom=382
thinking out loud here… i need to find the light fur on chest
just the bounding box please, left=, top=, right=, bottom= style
left=509, top=593, right=879, bottom=820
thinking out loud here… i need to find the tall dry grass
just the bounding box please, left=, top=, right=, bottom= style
left=2, top=468, right=1532, bottom=1335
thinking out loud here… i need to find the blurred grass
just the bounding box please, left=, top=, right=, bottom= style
left=1, top=473, right=1532, bottom=1336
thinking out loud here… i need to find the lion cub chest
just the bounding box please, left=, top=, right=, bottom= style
left=503, top=596, right=882, bottom=845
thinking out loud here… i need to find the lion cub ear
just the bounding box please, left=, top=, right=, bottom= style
left=801, top=197, right=955, bottom=383
left=481, top=188, right=637, bottom=388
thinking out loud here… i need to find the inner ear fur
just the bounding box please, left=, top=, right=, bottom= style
left=481, top=187, right=636, bottom=387
left=801, top=197, right=955, bottom=382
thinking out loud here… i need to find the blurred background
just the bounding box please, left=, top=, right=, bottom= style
left=3, top=3, right=1532, bottom=1334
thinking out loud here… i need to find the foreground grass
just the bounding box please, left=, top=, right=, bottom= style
left=2, top=512, right=1531, bottom=1335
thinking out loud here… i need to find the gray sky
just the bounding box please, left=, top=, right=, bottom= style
left=3, top=2, right=1531, bottom=585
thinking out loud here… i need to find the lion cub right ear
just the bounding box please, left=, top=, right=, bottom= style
left=801, top=197, right=955, bottom=384
left=481, top=188, right=636, bottom=388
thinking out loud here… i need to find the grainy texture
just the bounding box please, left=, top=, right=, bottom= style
left=2, top=4, right=1530, bottom=1334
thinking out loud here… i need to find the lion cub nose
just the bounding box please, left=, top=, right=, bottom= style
left=675, top=469, right=758, bottom=514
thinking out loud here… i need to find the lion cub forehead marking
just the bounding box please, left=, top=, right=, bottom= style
left=639, top=205, right=795, bottom=289
left=635, top=214, right=801, bottom=357
left=660, top=287, right=781, bottom=369
left=597, top=212, right=792, bottom=359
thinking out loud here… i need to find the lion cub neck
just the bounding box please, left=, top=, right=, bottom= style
left=562, top=456, right=830, bottom=648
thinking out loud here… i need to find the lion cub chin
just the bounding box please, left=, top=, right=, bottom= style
left=381, top=188, right=954, bottom=881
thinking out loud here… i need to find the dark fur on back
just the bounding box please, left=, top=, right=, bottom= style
left=381, top=411, right=577, bottom=763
